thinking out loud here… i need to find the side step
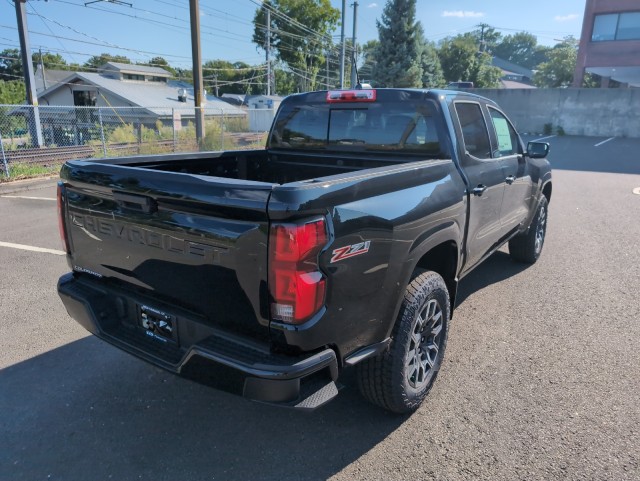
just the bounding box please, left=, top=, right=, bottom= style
left=294, top=380, right=339, bottom=411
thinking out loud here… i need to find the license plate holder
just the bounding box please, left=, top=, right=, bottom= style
left=138, top=304, right=178, bottom=344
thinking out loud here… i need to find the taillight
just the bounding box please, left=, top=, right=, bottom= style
left=269, top=218, right=328, bottom=324
left=326, top=89, right=376, bottom=103
left=57, top=182, right=70, bottom=254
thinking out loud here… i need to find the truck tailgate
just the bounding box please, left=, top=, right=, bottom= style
left=60, top=161, right=275, bottom=340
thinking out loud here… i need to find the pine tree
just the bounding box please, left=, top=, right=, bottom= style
left=373, top=0, right=424, bottom=87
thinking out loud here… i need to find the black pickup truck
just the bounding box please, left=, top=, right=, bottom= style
left=57, top=88, right=551, bottom=413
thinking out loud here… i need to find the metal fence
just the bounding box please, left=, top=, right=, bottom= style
left=0, top=105, right=272, bottom=179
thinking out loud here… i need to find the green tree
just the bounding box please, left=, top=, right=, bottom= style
left=534, top=37, right=578, bottom=88
left=438, top=33, right=502, bottom=88
left=418, top=30, right=445, bottom=88
left=203, top=60, right=263, bottom=96
left=473, top=23, right=502, bottom=53
left=141, top=56, right=176, bottom=76
left=373, top=0, right=424, bottom=87
left=32, top=52, right=68, bottom=71
left=252, top=0, right=340, bottom=92
left=84, top=53, right=132, bottom=70
left=274, top=66, right=297, bottom=95
left=472, top=53, right=504, bottom=87
left=358, top=39, right=378, bottom=84
left=493, top=32, right=550, bottom=69
left=0, top=49, right=22, bottom=81
left=438, top=34, right=478, bottom=83
left=0, top=79, right=25, bottom=104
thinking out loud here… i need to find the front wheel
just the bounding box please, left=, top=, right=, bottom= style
left=357, top=271, right=450, bottom=413
left=509, top=196, right=548, bottom=264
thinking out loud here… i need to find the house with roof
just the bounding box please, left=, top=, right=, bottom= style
left=20, top=62, right=249, bottom=145
left=34, top=62, right=246, bottom=122
left=491, top=57, right=536, bottom=89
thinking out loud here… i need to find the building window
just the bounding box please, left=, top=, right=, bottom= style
left=592, top=12, right=640, bottom=41
left=617, top=12, right=640, bottom=40
left=73, top=90, right=96, bottom=107
left=149, top=76, right=168, bottom=82
left=123, top=73, right=145, bottom=81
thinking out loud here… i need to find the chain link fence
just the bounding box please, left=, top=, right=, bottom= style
left=0, top=105, right=272, bottom=179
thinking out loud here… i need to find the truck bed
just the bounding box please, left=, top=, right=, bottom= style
left=97, top=148, right=434, bottom=185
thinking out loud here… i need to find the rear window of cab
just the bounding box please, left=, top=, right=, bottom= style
left=269, top=90, right=445, bottom=156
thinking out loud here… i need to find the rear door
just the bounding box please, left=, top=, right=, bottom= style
left=452, top=101, right=507, bottom=271
left=62, top=161, right=275, bottom=340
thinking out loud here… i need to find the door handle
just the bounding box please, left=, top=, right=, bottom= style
left=472, top=185, right=487, bottom=196
left=113, top=191, right=157, bottom=214
left=505, top=175, right=516, bottom=185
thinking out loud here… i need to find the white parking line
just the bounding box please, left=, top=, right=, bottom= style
left=531, top=135, right=556, bottom=142
left=595, top=137, right=615, bottom=147
left=0, top=241, right=65, bottom=256
left=0, top=195, right=56, bottom=201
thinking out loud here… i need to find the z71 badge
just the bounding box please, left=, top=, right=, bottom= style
left=330, top=241, right=371, bottom=263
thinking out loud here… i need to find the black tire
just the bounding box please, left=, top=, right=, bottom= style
left=509, top=196, right=548, bottom=264
left=357, top=271, right=450, bottom=413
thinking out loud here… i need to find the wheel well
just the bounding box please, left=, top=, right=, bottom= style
left=542, top=182, right=552, bottom=203
left=414, top=241, right=459, bottom=312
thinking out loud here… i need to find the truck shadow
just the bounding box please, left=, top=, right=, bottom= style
left=2, top=253, right=531, bottom=480
left=0, top=338, right=404, bottom=481
left=455, top=251, right=530, bottom=307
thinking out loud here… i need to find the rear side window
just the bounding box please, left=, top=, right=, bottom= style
left=454, top=102, right=491, bottom=159
left=276, top=105, right=329, bottom=148
left=270, top=100, right=444, bottom=155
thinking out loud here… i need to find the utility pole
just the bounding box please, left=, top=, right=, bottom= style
left=477, top=23, right=488, bottom=53
left=213, top=74, right=219, bottom=97
left=15, top=0, right=42, bottom=147
left=189, top=0, right=205, bottom=144
left=350, top=1, right=359, bottom=87
left=326, top=49, right=330, bottom=88
left=39, top=48, right=46, bottom=90
left=339, top=0, right=346, bottom=88
left=266, top=6, right=271, bottom=96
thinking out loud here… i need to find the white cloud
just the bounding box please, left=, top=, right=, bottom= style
left=554, top=14, right=579, bottom=22
left=367, top=2, right=378, bottom=8
left=442, top=10, right=485, bottom=18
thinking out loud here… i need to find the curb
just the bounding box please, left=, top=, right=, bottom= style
left=0, top=176, right=59, bottom=195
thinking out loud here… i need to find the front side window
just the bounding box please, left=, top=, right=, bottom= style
left=488, top=108, right=520, bottom=157
left=454, top=102, right=491, bottom=159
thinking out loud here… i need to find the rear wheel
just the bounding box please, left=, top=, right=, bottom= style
left=357, top=271, right=450, bottom=413
left=509, top=196, right=548, bottom=264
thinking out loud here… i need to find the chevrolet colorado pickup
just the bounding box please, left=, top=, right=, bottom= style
left=57, top=88, right=551, bottom=413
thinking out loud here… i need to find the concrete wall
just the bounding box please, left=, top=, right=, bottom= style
left=473, top=88, right=640, bottom=138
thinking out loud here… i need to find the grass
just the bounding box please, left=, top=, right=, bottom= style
left=0, top=162, right=61, bottom=182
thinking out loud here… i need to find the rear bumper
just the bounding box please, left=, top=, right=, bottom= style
left=57, top=273, right=339, bottom=410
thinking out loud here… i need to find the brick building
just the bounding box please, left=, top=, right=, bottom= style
left=573, top=0, right=640, bottom=87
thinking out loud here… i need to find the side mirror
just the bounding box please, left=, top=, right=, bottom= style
left=527, top=141, right=550, bottom=159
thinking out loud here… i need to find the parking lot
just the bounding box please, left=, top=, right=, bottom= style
left=1, top=136, right=639, bottom=480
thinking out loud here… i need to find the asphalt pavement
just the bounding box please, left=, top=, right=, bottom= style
left=0, top=137, right=639, bottom=480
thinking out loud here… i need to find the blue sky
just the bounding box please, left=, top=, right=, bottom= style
left=0, top=0, right=587, bottom=71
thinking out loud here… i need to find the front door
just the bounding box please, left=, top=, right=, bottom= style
left=487, top=107, right=532, bottom=235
